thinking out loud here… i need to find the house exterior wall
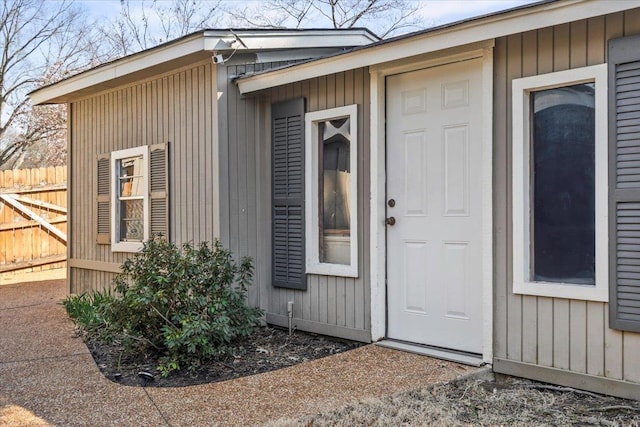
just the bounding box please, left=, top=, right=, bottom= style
left=493, top=9, right=640, bottom=394
left=68, top=59, right=218, bottom=293
left=243, top=68, right=372, bottom=342
left=217, top=59, right=302, bottom=310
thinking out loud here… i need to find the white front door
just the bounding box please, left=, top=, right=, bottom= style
left=386, top=59, right=483, bottom=354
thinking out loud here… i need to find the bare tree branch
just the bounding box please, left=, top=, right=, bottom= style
left=2, top=0, right=426, bottom=169
left=0, top=0, right=96, bottom=169
left=98, top=0, right=224, bottom=58
left=227, top=0, right=424, bottom=37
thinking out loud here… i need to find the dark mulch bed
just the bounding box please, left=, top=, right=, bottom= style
left=86, top=326, right=360, bottom=387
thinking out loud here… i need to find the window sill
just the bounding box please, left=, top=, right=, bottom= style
left=306, top=262, right=358, bottom=278
left=513, top=280, right=608, bottom=302
left=111, top=241, right=144, bottom=253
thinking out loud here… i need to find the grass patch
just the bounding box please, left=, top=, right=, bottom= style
left=266, top=376, right=640, bottom=427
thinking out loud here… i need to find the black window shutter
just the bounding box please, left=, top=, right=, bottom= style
left=272, top=98, right=306, bottom=289
left=96, top=153, right=110, bottom=244
left=149, top=143, right=169, bottom=239
left=609, top=34, right=640, bottom=332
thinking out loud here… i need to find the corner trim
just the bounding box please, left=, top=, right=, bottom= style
left=494, top=358, right=640, bottom=401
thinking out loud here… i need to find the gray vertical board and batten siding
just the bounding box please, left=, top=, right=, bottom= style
left=217, top=59, right=300, bottom=311
left=229, top=67, right=372, bottom=342
left=494, top=10, right=640, bottom=388
left=68, top=60, right=219, bottom=294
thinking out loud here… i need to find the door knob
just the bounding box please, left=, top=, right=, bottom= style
left=385, top=216, right=396, bottom=226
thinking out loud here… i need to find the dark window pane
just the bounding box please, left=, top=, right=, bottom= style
left=532, top=83, right=595, bottom=284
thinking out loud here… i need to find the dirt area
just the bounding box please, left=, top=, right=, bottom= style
left=86, top=325, right=360, bottom=387
left=269, top=375, right=640, bottom=426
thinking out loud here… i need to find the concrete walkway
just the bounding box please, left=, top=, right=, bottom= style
left=0, top=279, right=477, bottom=427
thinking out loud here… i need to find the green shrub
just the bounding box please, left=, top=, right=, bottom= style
left=64, top=237, right=263, bottom=376
left=62, top=289, right=117, bottom=342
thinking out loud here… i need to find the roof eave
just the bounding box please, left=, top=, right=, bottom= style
left=30, top=33, right=213, bottom=105
left=237, top=0, right=636, bottom=94
left=30, top=28, right=380, bottom=105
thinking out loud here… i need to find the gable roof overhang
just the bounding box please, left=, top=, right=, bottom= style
left=29, top=28, right=379, bottom=105
left=236, top=0, right=638, bottom=94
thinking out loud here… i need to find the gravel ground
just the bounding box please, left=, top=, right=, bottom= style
left=267, top=375, right=640, bottom=426
left=6, top=278, right=639, bottom=426
left=80, top=309, right=640, bottom=425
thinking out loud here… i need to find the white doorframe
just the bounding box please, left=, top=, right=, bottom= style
left=369, top=41, right=495, bottom=363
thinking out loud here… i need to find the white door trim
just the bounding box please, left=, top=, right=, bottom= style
left=369, top=41, right=494, bottom=363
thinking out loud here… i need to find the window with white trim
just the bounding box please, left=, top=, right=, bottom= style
left=305, top=105, right=358, bottom=277
left=111, top=146, right=149, bottom=252
left=512, top=64, right=608, bottom=301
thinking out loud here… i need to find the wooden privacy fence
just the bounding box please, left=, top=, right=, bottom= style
left=0, top=166, right=67, bottom=273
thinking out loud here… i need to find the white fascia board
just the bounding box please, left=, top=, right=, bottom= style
left=30, top=34, right=212, bottom=105
left=113, top=36, right=212, bottom=78
left=237, top=0, right=636, bottom=94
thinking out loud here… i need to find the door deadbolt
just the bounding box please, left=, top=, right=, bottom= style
left=388, top=199, right=396, bottom=207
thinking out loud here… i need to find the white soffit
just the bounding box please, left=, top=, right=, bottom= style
left=29, top=29, right=379, bottom=105
left=237, top=0, right=637, bottom=94
left=221, top=29, right=380, bottom=49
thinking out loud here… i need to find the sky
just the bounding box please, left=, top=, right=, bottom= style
left=416, top=0, right=538, bottom=26
left=81, top=0, right=539, bottom=36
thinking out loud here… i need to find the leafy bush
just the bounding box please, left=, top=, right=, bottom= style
left=64, top=237, right=263, bottom=376
left=62, top=289, right=117, bottom=342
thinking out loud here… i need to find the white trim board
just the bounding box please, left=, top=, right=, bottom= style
left=237, top=0, right=637, bottom=94
left=110, top=146, right=149, bottom=253
left=305, top=105, right=359, bottom=278
left=369, top=45, right=494, bottom=364
left=511, top=64, right=608, bottom=302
